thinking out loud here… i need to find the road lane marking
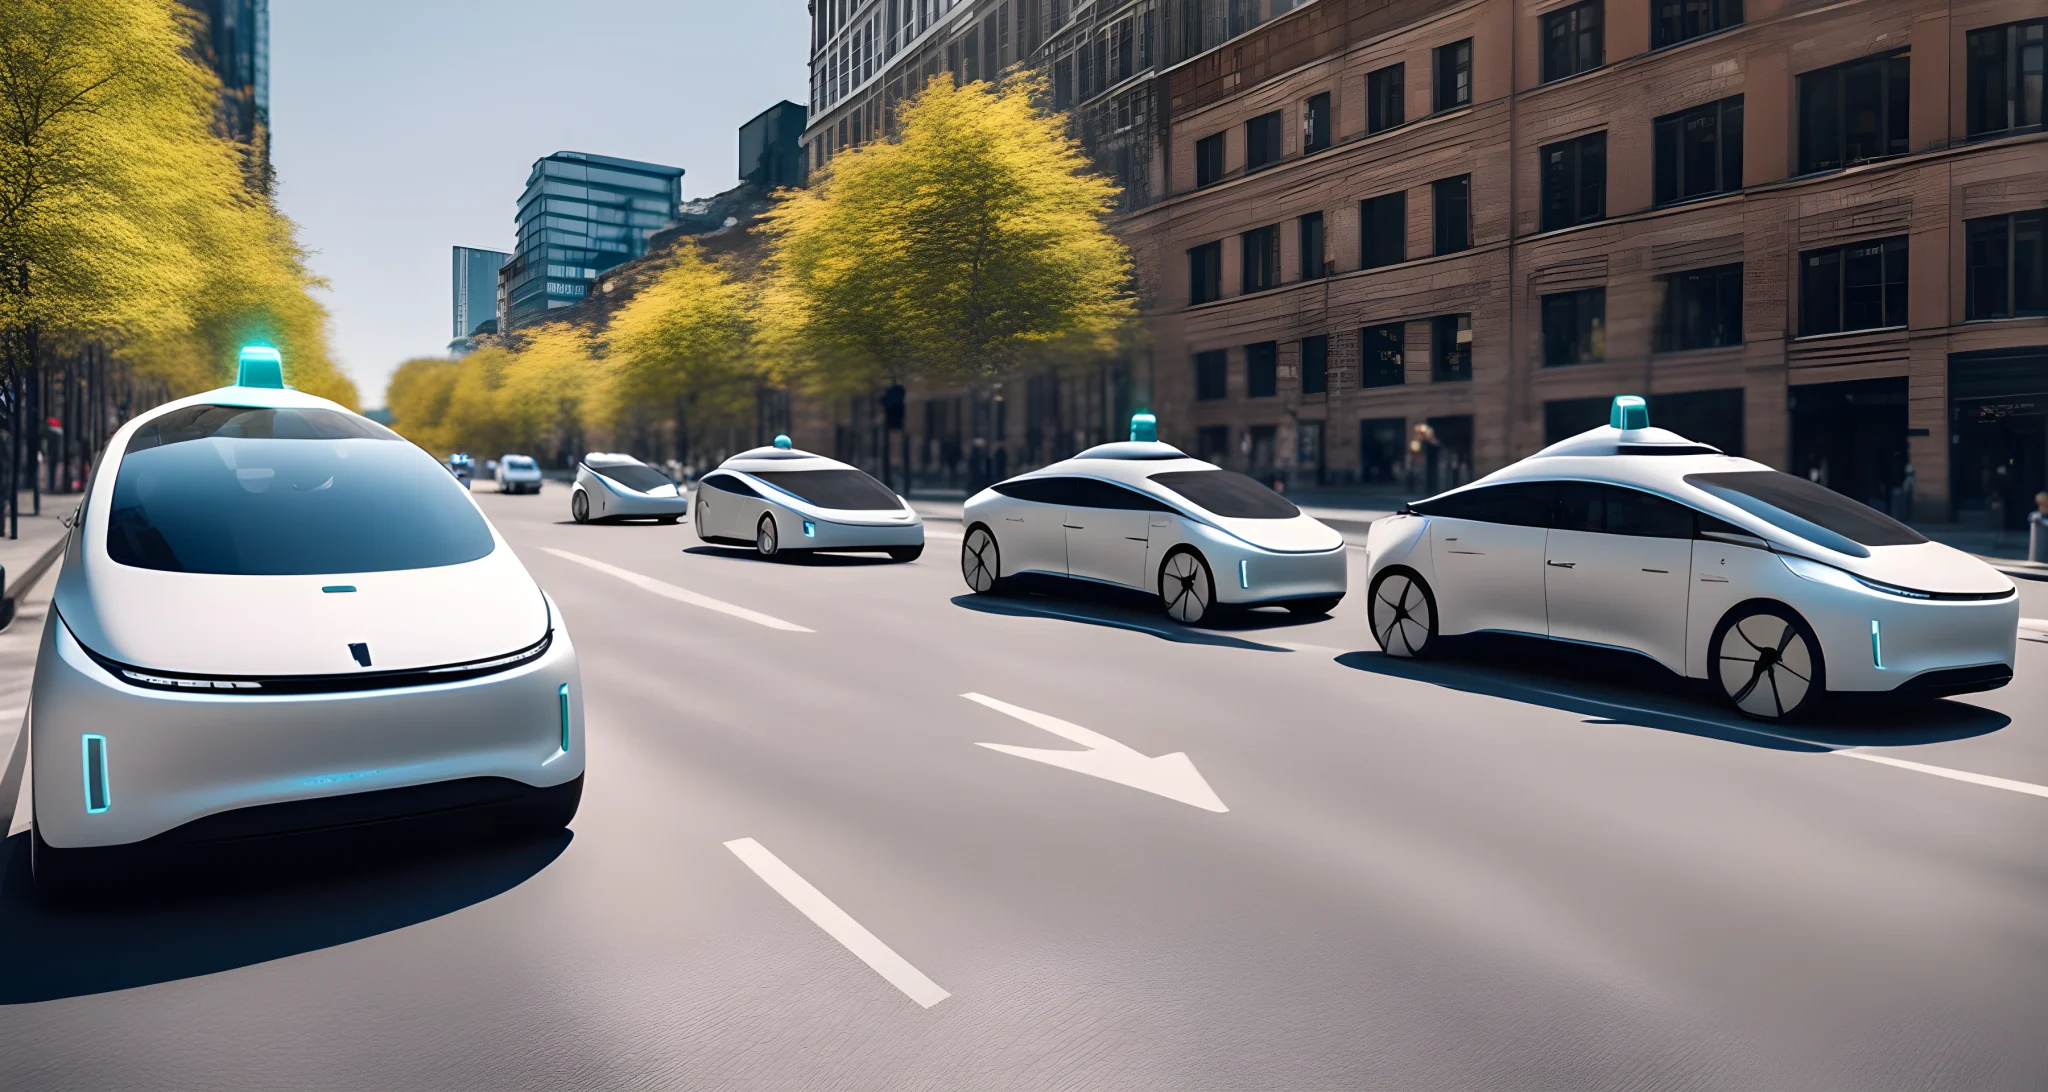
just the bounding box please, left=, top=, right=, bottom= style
left=540, top=548, right=813, bottom=632
left=962, top=693, right=1228, bottom=812
left=722, top=838, right=950, bottom=1008
left=1832, top=750, right=2048, bottom=799
left=2021, top=617, right=2047, bottom=631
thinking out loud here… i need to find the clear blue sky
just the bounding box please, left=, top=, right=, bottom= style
left=269, top=1, right=811, bottom=408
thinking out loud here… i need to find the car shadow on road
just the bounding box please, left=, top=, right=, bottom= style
left=950, top=582, right=1307, bottom=652
left=1334, top=634, right=2009, bottom=752
left=0, top=828, right=569, bottom=1005
left=681, top=545, right=899, bottom=566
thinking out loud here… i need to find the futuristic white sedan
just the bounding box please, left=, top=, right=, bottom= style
left=571, top=452, right=687, bottom=524
left=495, top=453, right=543, bottom=494
left=694, top=437, right=924, bottom=561
left=9, top=348, right=583, bottom=893
left=1363, top=396, right=2018, bottom=720
left=960, top=434, right=1347, bottom=624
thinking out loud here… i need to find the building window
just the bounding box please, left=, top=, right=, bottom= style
left=1967, top=21, right=2046, bottom=139
left=1540, top=132, right=1606, bottom=231
left=1189, top=240, right=1222, bottom=304
left=1656, top=263, right=1743, bottom=351
left=1299, top=212, right=1326, bottom=280
left=1245, top=111, right=1284, bottom=172
left=1194, top=349, right=1228, bottom=401
left=1652, top=0, right=1742, bottom=49
left=1541, top=1, right=1603, bottom=83
left=1360, top=191, right=1407, bottom=268
left=1195, top=132, right=1225, bottom=187
left=1246, top=341, right=1278, bottom=398
left=1434, top=39, right=1472, bottom=111
left=1965, top=210, right=2047, bottom=320
left=1241, top=225, right=1280, bottom=293
left=1654, top=96, right=1743, bottom=205
left=1301, top=335, right=1329, bottom=395
left=1367, top=64, right=1404, bottom=134
left=1541, top=288, right=1606, bottom=366
left=1361, top=322, right=1404, bottom=388
left=1431, top=314, right=1472, bottom=381
left=1799, top=236, right=1908, bottom=336
left=1797, top=51, right=1909, bottom=175
left=1432, top=175, right=1471, bottom=254
left=1303, top=92, right=1332, bottom=154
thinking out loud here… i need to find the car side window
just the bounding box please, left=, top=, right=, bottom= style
left=1604, top=486, right=1697, bottom=538
left=1549, top=482, right=1607, bottom=533
left=1413, top=482, right=1551, bottom=526
left=992, top=477, right=1081, bottom=505
left=699, top=472, right=760, bottom=498
left=1068, top=478, right=1177, bottom=512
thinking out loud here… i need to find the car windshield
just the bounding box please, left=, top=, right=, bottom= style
left=1684, top=470, right=1927, bottom=554
left=108, top=405, right=496, bottom=575
left=1148, top=469, right=1300, bottom=519
left=503, top=456, right=536, bottom=470
left=749, top=468, right=902, bottom=510
left=590, top=463, right=673, bottom=492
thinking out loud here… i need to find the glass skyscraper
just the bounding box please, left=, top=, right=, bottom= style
left=501, top=151, right=684, bottom=329
left=452, top=246, right=508, bottom=339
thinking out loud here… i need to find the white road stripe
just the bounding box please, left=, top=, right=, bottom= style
left=540, top=548, right=813, bottom=632
left=1832, top=750, right=2048, bottom=799
left=723, top=838, right=950, bottom=1008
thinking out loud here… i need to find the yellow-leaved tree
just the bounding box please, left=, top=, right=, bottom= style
left=604, top=243, right=759, bottom=459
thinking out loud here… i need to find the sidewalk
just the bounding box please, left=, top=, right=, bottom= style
left=0, top=494, right=75, bottom=624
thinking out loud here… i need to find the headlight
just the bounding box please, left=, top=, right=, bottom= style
left=1779, top=554, right=1931, bottom=599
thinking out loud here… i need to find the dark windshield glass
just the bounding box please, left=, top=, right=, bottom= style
left=590, top=463, right=673, bottom=492
left=108, top=408, right=495, bottom=575
left=1685, top=470, right=1925, bottom=553
left=1149, top=469, right=1300, bottom=519
left=502, top=456, right=537, bottom=469
left=750, top=469, right=902, bottom=510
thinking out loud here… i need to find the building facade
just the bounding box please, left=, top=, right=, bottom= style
left=452, top=246, right=508, bottom=340
left=498, top=152, right=684, bottom=331
left=1125, top=0, right=2045, bottom=528
left=740, top=101, right=810, bottom=189
left=179, top=0, right=271, bottom=190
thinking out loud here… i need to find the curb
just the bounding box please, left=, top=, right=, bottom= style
left=0, top=529, right=71, bottom=630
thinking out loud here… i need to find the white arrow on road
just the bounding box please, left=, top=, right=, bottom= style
left=961, top=693, right=1228, bottom=812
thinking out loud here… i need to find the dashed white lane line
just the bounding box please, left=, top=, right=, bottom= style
left=723, top=838, right=950, bottom=1009
left=540, top=548, right=814, bottom=632
left=1832, top=750, right=2048, bottom=799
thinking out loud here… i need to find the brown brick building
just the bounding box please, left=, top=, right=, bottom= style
left=1127, top=0, right=2046, bottom=529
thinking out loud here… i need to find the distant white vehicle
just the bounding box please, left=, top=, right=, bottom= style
left=959, top=420, right=1347, bottom=625
left=571, top=453, right=687, bottom=524
left=694, top=437, right=924, bottom=561
left=14, top=347, right=583, bottom=894
left=1363, top=396, right=2018, bottom=720
left=495, top=453, right=542, bottom=494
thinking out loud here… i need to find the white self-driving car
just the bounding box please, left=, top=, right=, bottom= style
left=1363, top=396, right=2018, bottom=720
left=6, top=348, right=584, bottom=892
left=960, top=430, right=1347, bottom=624
left=571, top=452, right=687, bottom=523
left=495, top=453, right=543, bottom=494
left=694, top=437, right=924, bottom=561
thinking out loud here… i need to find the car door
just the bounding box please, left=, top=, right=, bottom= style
left=1416, top=482, right=1552, bottom=636
left=697, top=472, right=763, bottom=539
left=1063, top=479, right=1167, bottom=588
left=988, top=477, right=1080, bottom=576
left=1543, top=482, right=1694, bottom=671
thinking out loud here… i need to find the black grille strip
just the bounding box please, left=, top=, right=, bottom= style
left=71, top=625, right=552, bottom=696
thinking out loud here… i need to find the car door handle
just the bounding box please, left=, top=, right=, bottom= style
left=1125, top=536, right=1148, bottom=542
left=1641, top=568, right=1669, bottom=574
left=1063, top=524, right=1084, bottom=530
left=1005, top=516, right=1024, bottom=522
left=1547, top=561, right=1575, bottom=568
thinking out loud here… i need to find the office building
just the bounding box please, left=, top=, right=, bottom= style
left=179, top=0, right=271, bottom=189
left=740, top=101, right=810, bottom=189
left=498, top=151, right=684, bottom=331
left=452, top=247, right=509, bottom=342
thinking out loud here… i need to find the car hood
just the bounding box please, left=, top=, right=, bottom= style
left=1827, top=540, right=2016, bottom=595
left=1201, top=513, right=1345, bottom=553
left=54, top=539, right=551, bottom=677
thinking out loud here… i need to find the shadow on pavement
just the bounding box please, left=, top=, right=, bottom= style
left=950, top=582, right=1306, bottom=652
left=682, top=545, right=899, bottom=566
left=1335, top=634, right=2010, bottom=752
left=0, top=828, right=569, bottom=1004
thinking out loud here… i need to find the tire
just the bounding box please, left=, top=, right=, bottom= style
left=571, top=489, right=590, bottom=524
left=1367, top=568, right=1439, bottom=658
left=694, top=497, right=710, bottom=539
left=1710, top=602, right=1826, bottom=721
left=756, top=514, right=780, bottom=558
left=888, top=544, right=924, bottom=563
left=1159, top=548, right=1216, bottom=625
left=960, top=525, right=1001, bottom=593
left=1284, top=595, right=1343, bottom=617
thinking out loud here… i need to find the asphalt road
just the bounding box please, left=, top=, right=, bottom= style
left=2, top=481, right=2045, bottom=1090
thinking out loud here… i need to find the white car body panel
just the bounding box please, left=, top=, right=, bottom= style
left=698, top=447, right=923, bottom=553
left=1428, top=517, right=1547, bottom=637
left=574, top=453, right=688, bottom=521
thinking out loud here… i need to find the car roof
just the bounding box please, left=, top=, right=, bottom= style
left=583, top=452, right=649, bottom=468
left=718, top=446, right=859, bottom=475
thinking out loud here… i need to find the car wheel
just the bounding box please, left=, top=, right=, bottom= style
left=1711, top=602, right=1826, bottom=721
left=1284, top=595, right=1343, bottom=617
left=960, top=525, right=1001, bottom=593
left=571, top=489, right=589, bottom=524
left=1368, top=569, right=1438, bottom=658
left=756, top=514, right=780, bottom=558
left=888, top=544, right=924, bottom=563
left=1159, top=548, right=1216, bottom=625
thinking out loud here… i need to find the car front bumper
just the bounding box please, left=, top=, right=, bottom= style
left=30, top=614, right=585, bottom=849
left=596, top=489, right=688, bottom=517
left=778, top=510, right=924, bottom=550
left=1208, top=543, right=1349, bottom=607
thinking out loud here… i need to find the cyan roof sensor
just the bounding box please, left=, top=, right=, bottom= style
left=773, top=434, right=793, bottom=450
left=1610, top=395, right=1649, bottom=431
left=1129, top=412, right=1158, bottom=443
left=238, top=344, right=285, bottom=388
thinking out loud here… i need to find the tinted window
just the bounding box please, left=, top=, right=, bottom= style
left=1149, top=470, right=1300, bottom=519
left=590, top=463, right=674, bottom=492
left=699, top=472, right=761, bottom=497
left=1686, top=470, right=1927, bottom=552
left=1412, top=482, right=1552, bottom=526
left=503, top=456, right=537, bottom=469
left=107, top=407, right=495, bottom=576
left=1549, top=481, right=1607, bottom=533
left=1066, top=478, right=1174, bottom=512
left=1606, top=486, right=1697, bottom=537
left=750, top=468, right=901, bottom=509
left=993, top=477, right=1083, bottom=505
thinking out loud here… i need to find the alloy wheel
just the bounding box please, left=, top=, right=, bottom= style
left=1369, top=572, right=1435, bottom=658
left=1714, top=608, right=1818, bottom=720
left=1160, top=550, right=1213, bottom=625
left=960, top=527, right=999, bottom=593
left=571, top=490, right=589, bottom=524
left=756, top=514, right=779, bottom=557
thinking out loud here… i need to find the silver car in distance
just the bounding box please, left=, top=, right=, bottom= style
left=960, top=439, right=1348, bottom=625
left=495, top=453, right=543, bottom=494
left=694, top=437, right=925, bottom=561
left=10, top=358, right=584, bottom=894
left=1363, top=396, right=2018, bottom=721
left=571, top=452, right=688, bottom=523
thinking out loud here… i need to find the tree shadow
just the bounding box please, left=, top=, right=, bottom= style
left=1334, top=634, right=2010, bottom=752
left=0, top=825, right=570, bottom=1004
left=681, top=545, right=900, bottom=567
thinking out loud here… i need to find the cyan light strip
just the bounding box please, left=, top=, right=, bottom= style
left=1870, top=619, right=1883, bottom=669
left=558, top=684, right=572, bottom=753
left=82, top=734, right=109, bottom=813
